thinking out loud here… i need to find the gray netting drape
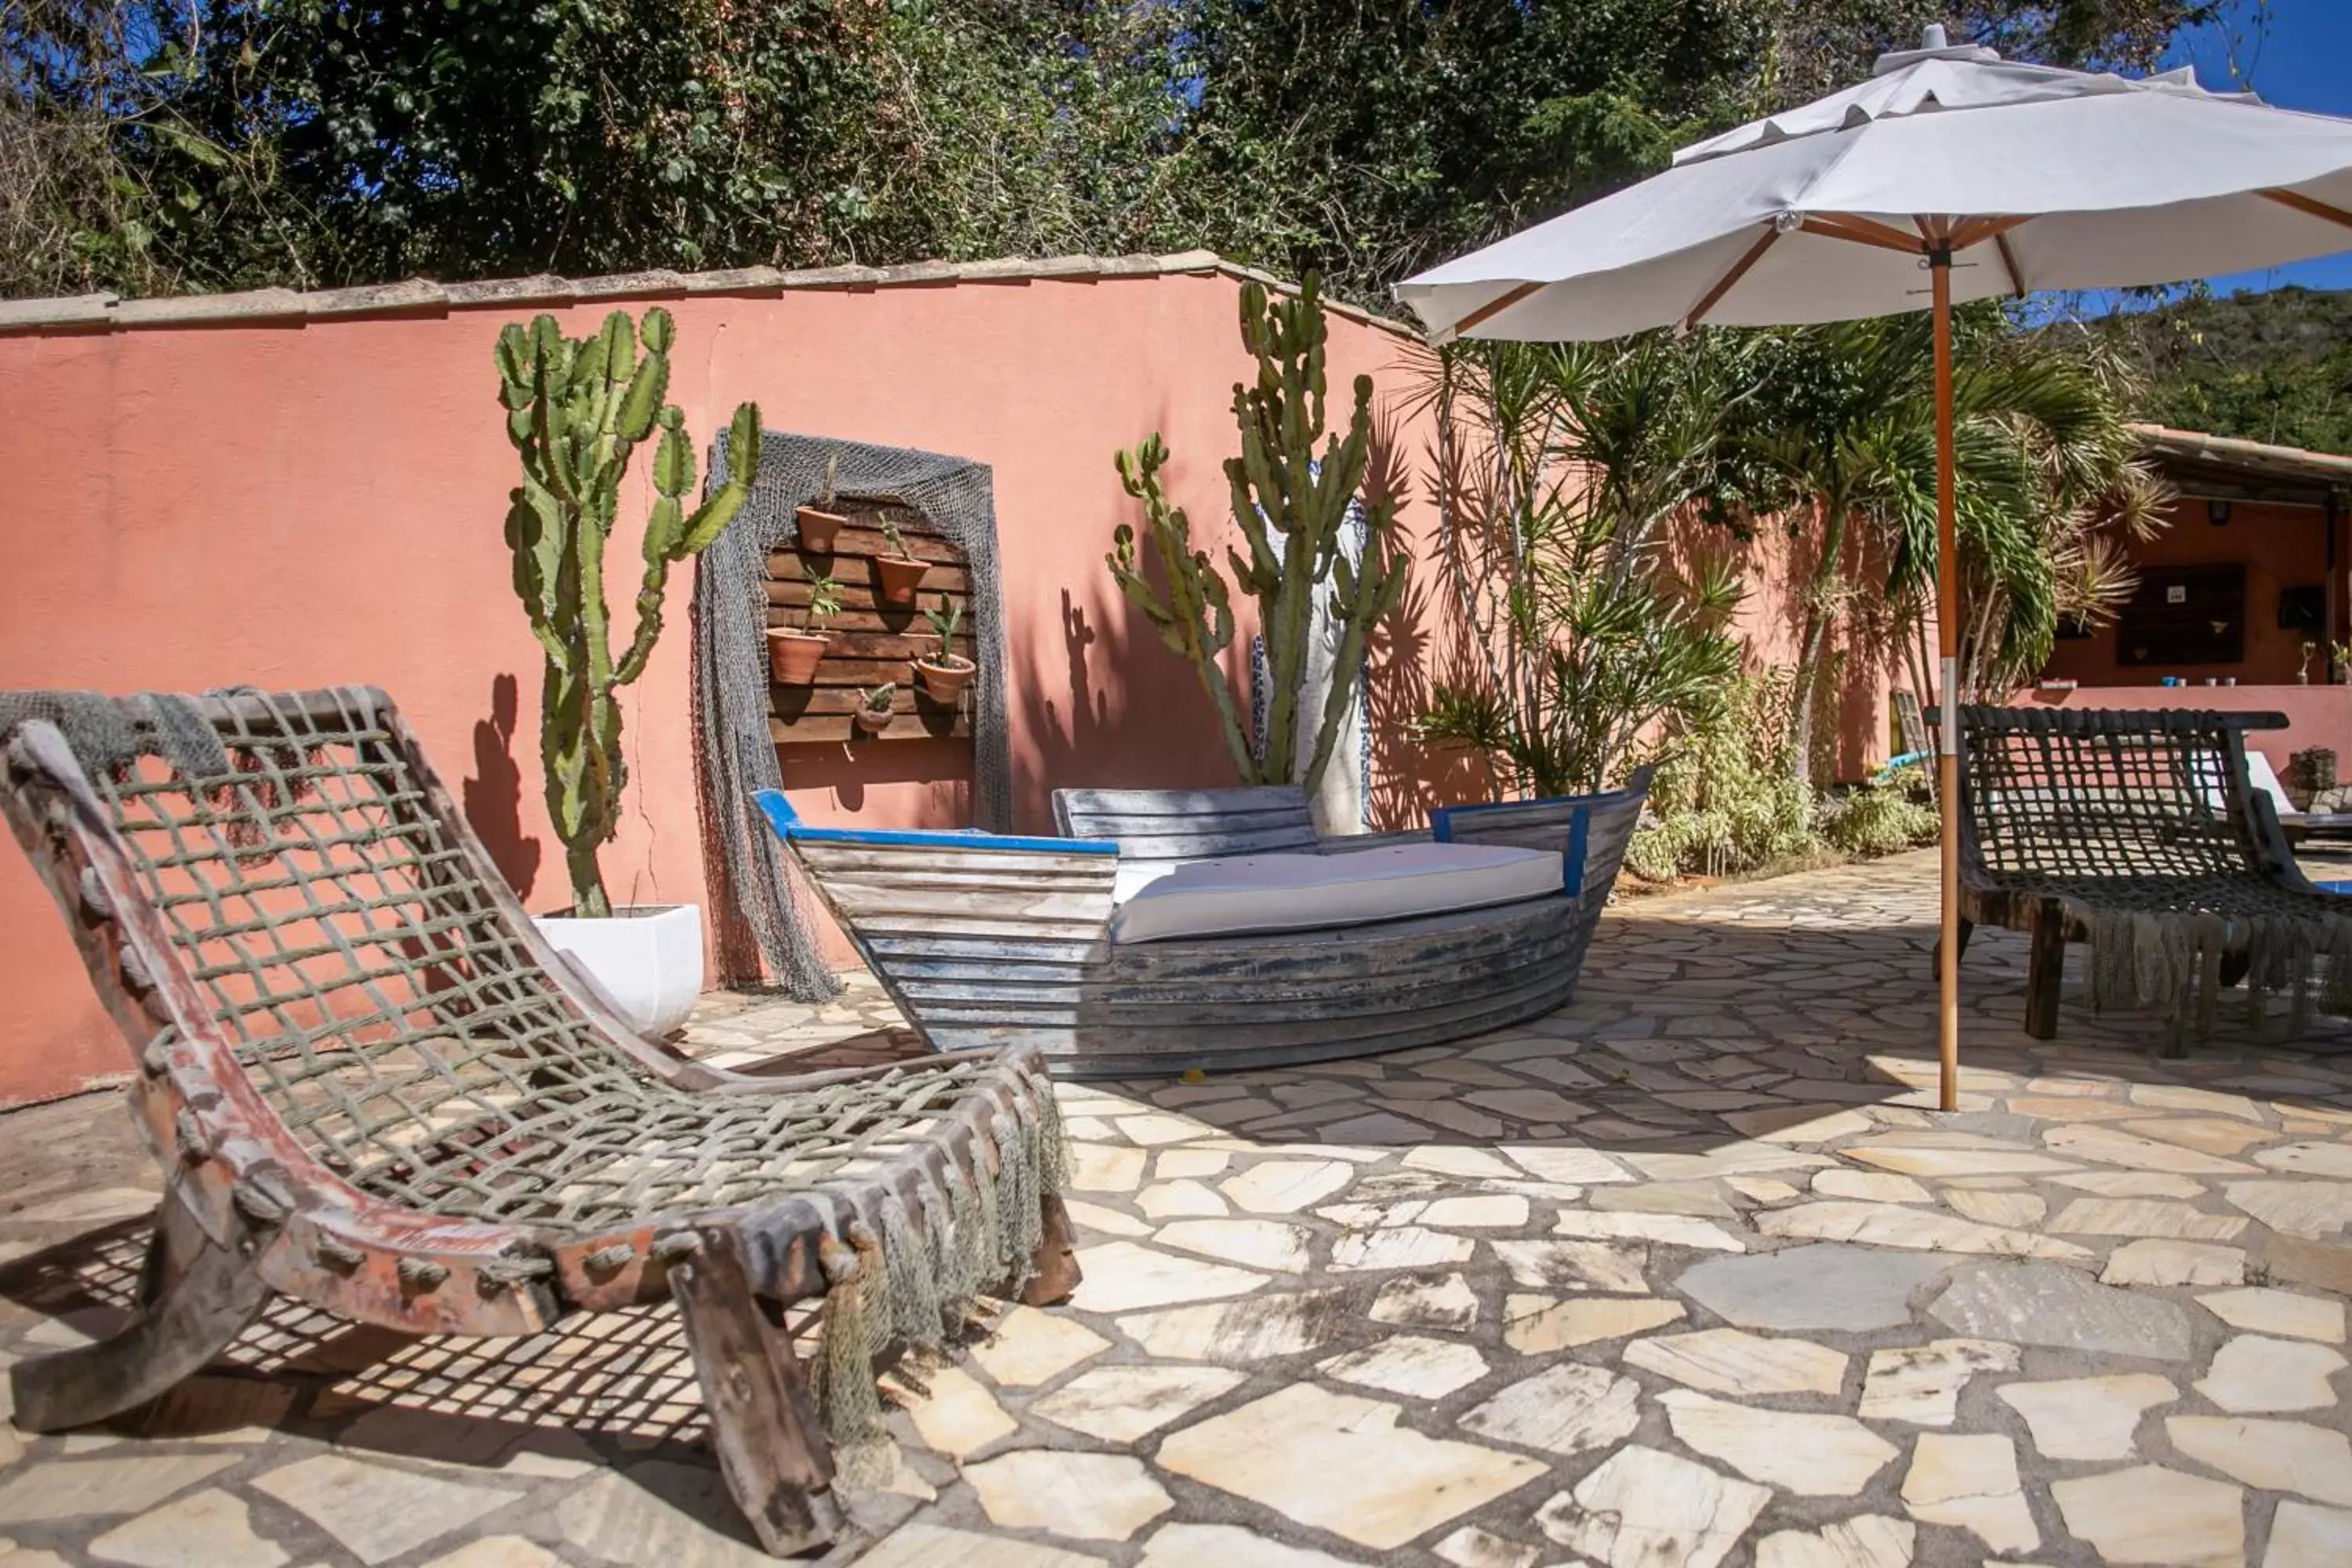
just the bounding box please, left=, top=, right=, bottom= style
left=695, top=431, right=1012, bottom=999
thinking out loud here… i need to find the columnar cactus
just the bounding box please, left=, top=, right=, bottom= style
left=495, top=307, right=761, bottom=917
left=1109, top=275, right=1409, bottom=793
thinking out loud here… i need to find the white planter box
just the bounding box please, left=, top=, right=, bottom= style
left=534, top=903, right=704, bottom=1037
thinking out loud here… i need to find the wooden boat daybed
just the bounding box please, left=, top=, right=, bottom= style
left=758, top=771, right=1650, bottom=1076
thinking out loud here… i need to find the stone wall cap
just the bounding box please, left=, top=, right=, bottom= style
left=0, top=293, right=118, bottom=329
left=303, top=279, right=451, bottom=318
left=111, top=288, right=307, bottom=326
left=0, top=253, right=1417, bottom=339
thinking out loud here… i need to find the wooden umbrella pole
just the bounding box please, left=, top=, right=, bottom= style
left=1929, top=236, right=1962, bottom=1114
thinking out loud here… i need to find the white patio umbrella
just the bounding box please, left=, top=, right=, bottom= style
left=1398, top=24, right=2352, bottom=1112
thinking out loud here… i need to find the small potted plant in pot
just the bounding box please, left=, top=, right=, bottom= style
left=796, top=451, right=847, bottom=554
left=768, top=574, right=841, bottom=684
left=872, top=517, right=930, bottom=607
left=913, top=594, right=976, bottom=704
left=854, top=681, right=898, bottom=737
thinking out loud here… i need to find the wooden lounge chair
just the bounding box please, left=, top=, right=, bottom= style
left=1947, top=703, right=2352, bottom=1048
left=762, top=772, right=1650, bottom=1076
left=0, top=687, right=1077, bottom=1556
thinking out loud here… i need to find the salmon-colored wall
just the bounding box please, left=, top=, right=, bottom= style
left=0, top=274, right=1452, bottom=1105
left=2022, top=683, right=2352, bottom=786
left=2042, top=498, right=2337, bottom=688
left=0, top=270, right=1893, bottom=1106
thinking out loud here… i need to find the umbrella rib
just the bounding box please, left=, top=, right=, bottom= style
left=1947, top=215, right=2031, bottom=251
left=2259, top=188, right=2352, bottom=230
left=1451, top=281, right=1546, bottom=337
left=1684, top=223, right=1782, bottom=328
left=1798, top=215, right=1924, bottom=256
left=1992, top=233, right=2027, bottom=296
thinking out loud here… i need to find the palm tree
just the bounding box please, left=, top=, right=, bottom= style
left=1730, top=311, right=2163, bottom=769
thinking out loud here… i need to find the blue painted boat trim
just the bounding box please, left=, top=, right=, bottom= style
left=755, top=789, right=1118, bottom=855
left=1431, top=786, right=1632, bottom=895
left=1561, top=807, right=1592, bottom=898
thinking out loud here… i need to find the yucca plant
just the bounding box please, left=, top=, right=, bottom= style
left=1729, top=311, right=2165, bottom=753
left=1405, top=335, right=1745, bottom=799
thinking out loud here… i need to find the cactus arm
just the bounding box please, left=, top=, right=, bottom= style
left=1301, top=522, right=1410, bottom=795
left=615, top=402, right=760, bottom=688
left=1108, top=437, right=1261, bottom=782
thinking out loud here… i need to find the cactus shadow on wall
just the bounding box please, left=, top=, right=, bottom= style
left=462, top=672, right=541, bottom=899
left=1011, top=587, right=1127, bottom=829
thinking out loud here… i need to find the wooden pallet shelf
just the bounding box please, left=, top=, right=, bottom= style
left=767, top=497, right=977, bottom=747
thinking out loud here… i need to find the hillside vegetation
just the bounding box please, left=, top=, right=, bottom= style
left=2089, top=285, right=2352, bottom=456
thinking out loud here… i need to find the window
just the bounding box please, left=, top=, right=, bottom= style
left=2115, top=564, right=2247, bottom=667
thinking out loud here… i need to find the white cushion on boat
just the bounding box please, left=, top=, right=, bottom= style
left=1111, top=841, right=1563, bottom=944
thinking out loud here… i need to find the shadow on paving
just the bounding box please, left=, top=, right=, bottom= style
left=4, top=861, right=2352, bottom=1554
left=0, top=1218, right=792, bottom=1551
left=1100, top=896, right=2352, bottom=1156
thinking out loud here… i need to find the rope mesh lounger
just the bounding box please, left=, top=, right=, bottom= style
left=0, top=686, right=1078, bottom=1555
left=1948, top=704, right=2352, bottom=1049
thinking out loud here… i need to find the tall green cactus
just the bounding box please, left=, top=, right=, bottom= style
left=1109, top=275, right=1410, bottom=794
left=495, top=307, right=761, bottom=917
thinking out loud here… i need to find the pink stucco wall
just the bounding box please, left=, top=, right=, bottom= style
left=0, top=267, right=1903, bottom=1106
left=2042, top=496, right=2339, bottom=689
left=0, top=271, right=1456, bottom=1105
left=2021, top=682, right=2352, bottom=786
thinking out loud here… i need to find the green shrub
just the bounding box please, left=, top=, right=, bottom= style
left=1624, top=672, right=1820, bottom=882
left=1821, top=764, right=1939, bottom=858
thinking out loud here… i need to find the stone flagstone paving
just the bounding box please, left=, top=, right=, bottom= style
left=2, top=850, right=2350, bottom=1565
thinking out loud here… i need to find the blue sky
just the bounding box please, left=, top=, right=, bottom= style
left=2159, top=0, right=2352, bottom=295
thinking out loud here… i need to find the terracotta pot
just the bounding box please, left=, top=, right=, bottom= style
left=794, top=505, right=846, bottom=554
left=873, top=554, right=929, bottom=608
left=853, top=704, right=895, bottom=736
left=768, top=629, right=830, bottom=684
left=915, top=655, right=976, bottom=704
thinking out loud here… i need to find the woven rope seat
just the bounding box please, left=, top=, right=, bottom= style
left=0, top=686, right=1079, bottom=1556
left=1949, top=704, right=2352, bottom=1049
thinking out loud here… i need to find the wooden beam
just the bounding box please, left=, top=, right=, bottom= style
left=1685, top=224, right=1781, bottom=328
left=2260, top=187, right=2352, bottom=231
left=1993, top=233, right=2027, bottom=297
left=1947, top=214, right=2033, bottom=252
left=1799, top=215, right=1926, bottom=256
left=1452, top=281, right=1545, bottom=336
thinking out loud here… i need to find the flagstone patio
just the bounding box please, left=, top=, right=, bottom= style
left=2, top=848, right=2350, bottom=1566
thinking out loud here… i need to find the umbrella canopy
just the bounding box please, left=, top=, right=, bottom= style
left=1399, top=30, right=2352, bottom=343
left=1399, top=25, right=2352, bottom=1112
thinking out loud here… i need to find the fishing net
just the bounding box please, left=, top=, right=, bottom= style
left=694, top=430, right=1011, bottom=996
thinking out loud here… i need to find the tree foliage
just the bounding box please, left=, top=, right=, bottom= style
left=2080, top=285, right=2352, bottom=456
left=1716, top=307, right=2162, bottom=766
left=4, top=0, right=2219, bottom=301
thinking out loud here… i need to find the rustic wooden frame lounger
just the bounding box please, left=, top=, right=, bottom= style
left=761, top=771, right=1650, bottom=1076
left=0, top=687, right=1076, bottom=1556
left=1946, top=704, right=2352, bottom=1047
